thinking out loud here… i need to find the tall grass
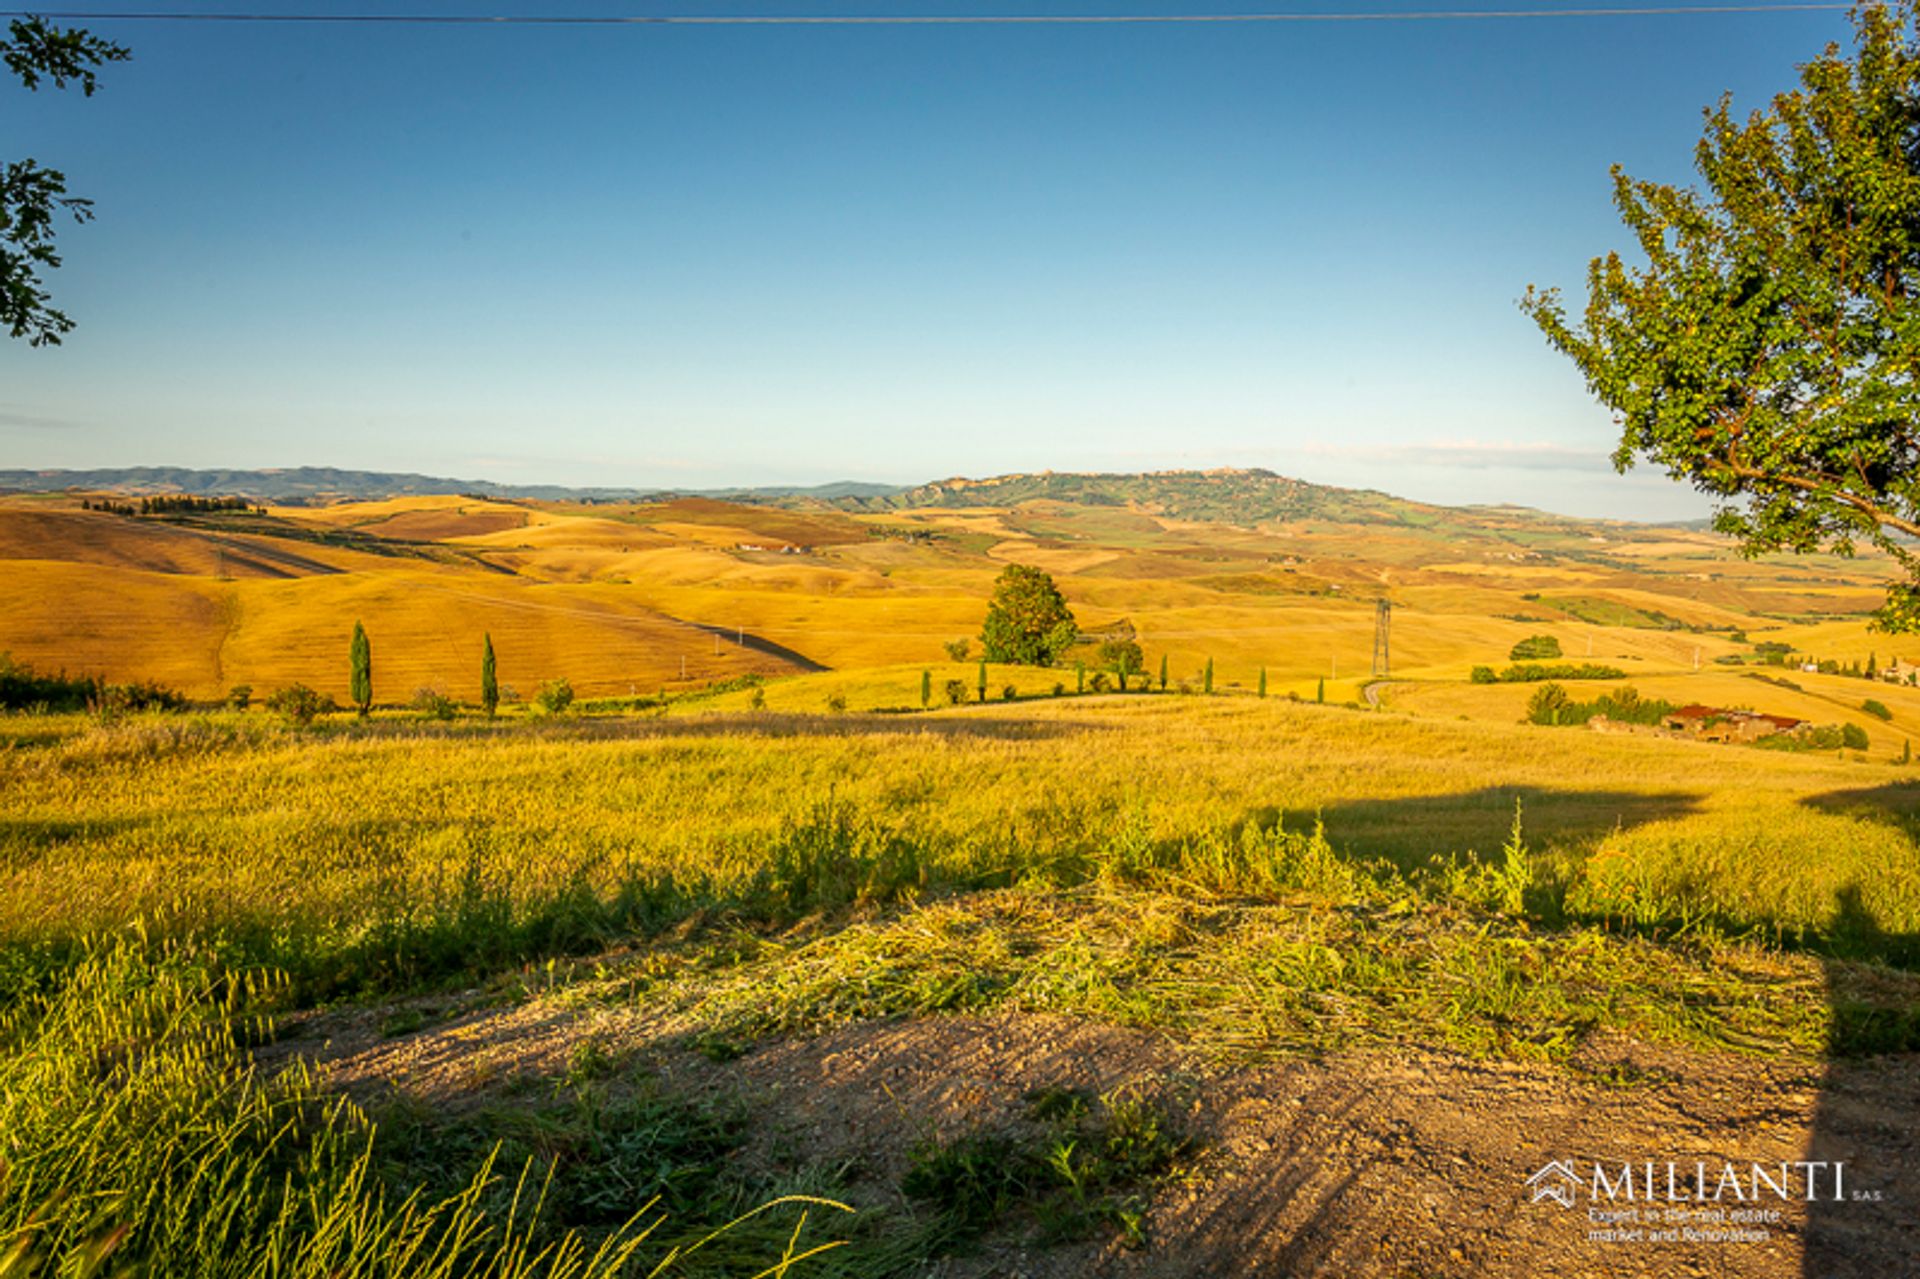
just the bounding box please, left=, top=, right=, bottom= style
left=0, top=941, right=847, bottom=1277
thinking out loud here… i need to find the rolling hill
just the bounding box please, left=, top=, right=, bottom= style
left=1, top=470, right=1911, bottom=749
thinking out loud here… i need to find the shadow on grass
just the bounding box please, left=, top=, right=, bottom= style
left=1799, top=780, right=1920, bottom=836
left=1807, top=886, right=1920, bottom=1277
left=319, top=711, right=1108, bottom=745
left=1305, top=785, right=1704, bottom=867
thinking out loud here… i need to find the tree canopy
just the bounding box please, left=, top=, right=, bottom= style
left=3, top=16, right=128, bottom=346
left=1522, top=1, right=1920, bottom=629
left=980, top=564, right=1078, bottom=665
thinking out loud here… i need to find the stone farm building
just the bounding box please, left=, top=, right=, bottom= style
left=1659, top=704, right=1805, bottom=744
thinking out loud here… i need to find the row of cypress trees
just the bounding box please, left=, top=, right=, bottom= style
left=910, top=654, right=1327, bottom=706
left=344, top=621, right=500, bottom=718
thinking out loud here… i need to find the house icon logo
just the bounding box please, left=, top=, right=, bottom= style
left=1526, top=1160, right=1581, bottom=1209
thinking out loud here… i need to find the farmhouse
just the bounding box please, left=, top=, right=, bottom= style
left=1660, top=704, right=1805, bottom=743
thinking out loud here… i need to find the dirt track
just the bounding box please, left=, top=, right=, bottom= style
left=278, top=998, right=1917, bottom=1278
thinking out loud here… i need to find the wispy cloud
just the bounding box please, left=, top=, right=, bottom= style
left=1298, top=439, right=1609, bottom=472
left=0, top=406, right=86, bottom=430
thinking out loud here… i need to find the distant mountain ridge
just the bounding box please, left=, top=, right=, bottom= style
left=0, top=466, right=901, bottom=504
left=0, top=463, right=1664, bottom=530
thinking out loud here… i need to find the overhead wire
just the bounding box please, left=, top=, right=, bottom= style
left=0, top=5, right=1860, bottom=25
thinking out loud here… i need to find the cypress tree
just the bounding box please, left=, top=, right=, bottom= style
left=1316, top=677, right=1325, bottom=704
left=1158, top=653, right=1168, bottom=691
left=921, top=668, right=932, bottom=709
left=1076, top=660, right=1085, bottom=693
left=349, top=620, right=372, bottom=717
left=481, top=632, right=498, bottom=718
left=1258, top=667, right=1267, bottom=698
left=977, top=658, right=988, bottom=703
left=1203, top=657, right=1214, bottom=695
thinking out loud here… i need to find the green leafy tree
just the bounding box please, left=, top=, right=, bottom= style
left=979, top=564, right=1078, bottom=665
left=1523, top=3, right=1920, bottom=629
left=534, top=678, right=574, bottom=715
left=1509, top=635, right=1561, bottom=662
left=349, top=621, right=372, bottom=717
left=265, top=684, right=325, bottom=726
left=480, top=632, right=498, bottom=719
left=1527, top=682, right=1572, bottom=726
left=3, top=17, right=129, bottom=345
left=1097, top=638, right=1144, bottom=677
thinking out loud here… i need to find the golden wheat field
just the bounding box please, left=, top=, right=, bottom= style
left=4, top=479, right=1920, bottom=1276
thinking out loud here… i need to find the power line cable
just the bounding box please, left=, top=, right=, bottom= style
left=0, top=5, right=1861, bottom=26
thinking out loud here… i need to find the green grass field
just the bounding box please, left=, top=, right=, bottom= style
left=3, top=692, right=1918, bottom=1273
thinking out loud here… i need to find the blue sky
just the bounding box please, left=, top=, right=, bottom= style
left=0, top=1, right=1855, bottom=519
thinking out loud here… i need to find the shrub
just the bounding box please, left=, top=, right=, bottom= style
left=1001, top=685, right=1018, bottom=702
left=944, top=679, right=969, bottom=706
left=1096, top=639, right=1144, bottom=676
left=1509, top=635, right=1562, bottom=661
left=749, top=686, right=766, bottom=710
left=1863, top=698, right=1893, bottom=721
left=825, top=691, right=848, bottom=714
left=411, top=688, right=457, bottom=721
left=265, top=684, right=326, bottom=725
left=1844, top=722, right=1871, bottom=751
left=1088, top=672, right=1110, bottom=693
left=1533, top=685, right=1676, bottom=729
left=1052, top=682, right=1066, bottom=697
left=226, top=684, right=252, bottom=710
left=1469, top=666, right=1497, bottom=684
left=1526, top=682, right=1571, bottom=725
left=943, top=638, right=971, bottom=662
left=1496, top=663, right=1625, bottom=683
left=0, top=654, right=99, bottom=712
left=91, top=681, right=189, bottom=714
left=533, top=679, right=575, bottom=715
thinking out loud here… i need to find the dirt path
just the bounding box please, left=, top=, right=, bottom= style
left=275, top=997, right=1918, bottom=1277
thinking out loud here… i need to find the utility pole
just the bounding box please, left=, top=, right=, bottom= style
left=1371, top=599, right=1392, bottom=679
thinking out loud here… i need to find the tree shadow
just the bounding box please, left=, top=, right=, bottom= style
left=1805, top=885, right=1920, bottom=1277
left=1304, top=785, right=1704, bottom=868
left=1799, top=781, right=1920, bottom=838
